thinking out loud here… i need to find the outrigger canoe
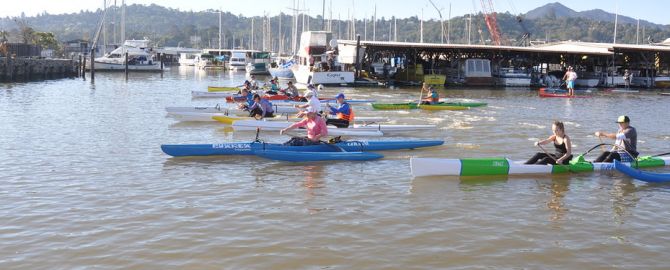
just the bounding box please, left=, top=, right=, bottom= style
left=161, top=140, right=444, bottom=157
left=218, top=117, right=437, bottom=133
left=614, top=160, right=670, bottom=183
left=166, top=105, right=300, bottom=115
left=410, top=156, right=670, bottom=178
left=255, top=150, right=383, bottom=162
left=192, top=91, right=238, bottom=98
left=210, top=115, right=388, bottom=125
left=371, top=102, right=486, bottom=110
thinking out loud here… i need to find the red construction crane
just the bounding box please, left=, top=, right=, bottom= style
left=480, top=0, right=503, bottom=46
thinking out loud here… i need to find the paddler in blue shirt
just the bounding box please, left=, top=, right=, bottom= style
left=326, top=93, right=354, bottom=128
left=246, top=94, right=274, bottom=118
left=236, top=88, right=255, bottom=110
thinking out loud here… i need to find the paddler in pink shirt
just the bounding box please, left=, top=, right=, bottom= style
left=279, top=111, right=328, bottom=146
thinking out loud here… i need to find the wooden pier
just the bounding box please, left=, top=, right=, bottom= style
left=0, top=57, right=80, bottom=82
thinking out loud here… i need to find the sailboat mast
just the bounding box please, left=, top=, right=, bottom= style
left=613, top=3, right=618, bottom=44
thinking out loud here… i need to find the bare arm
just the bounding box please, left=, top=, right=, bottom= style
left=595, top=131, right=616, bottom=140
left=535, top=135, right=556, bottom=146
left=556, top=135, right=572, bottom=163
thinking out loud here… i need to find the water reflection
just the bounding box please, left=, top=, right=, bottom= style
left=536, top=178, right=570, bottom=223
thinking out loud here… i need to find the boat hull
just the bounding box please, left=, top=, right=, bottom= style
left=614, top=160, right=670, bottom=183
left=161, top=140, right=444, bottom=157
left=410, top=156, right=670, bottom=178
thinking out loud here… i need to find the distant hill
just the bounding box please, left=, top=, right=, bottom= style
left=524, top=2, right=660, bottom=28
left=0, top=2, right=668, bottom=51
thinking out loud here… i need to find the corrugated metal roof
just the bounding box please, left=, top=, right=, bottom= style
left=338, top=40, right=670, bottom=56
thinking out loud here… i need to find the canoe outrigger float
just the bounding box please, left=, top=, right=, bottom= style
left=614, top=160, right=670, bottom=183
left=410, top=155, right=670, bottom=178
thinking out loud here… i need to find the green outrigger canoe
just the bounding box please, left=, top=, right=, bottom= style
left=371, top=102, right=487, bottom=110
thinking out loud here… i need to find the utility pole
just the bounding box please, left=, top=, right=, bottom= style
left=373, top=4, right=376, bottom=41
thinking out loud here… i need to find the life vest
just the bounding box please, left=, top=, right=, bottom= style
left=336, top=103, right=354, bottom=122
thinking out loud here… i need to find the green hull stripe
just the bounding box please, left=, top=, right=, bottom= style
left=460, top=158, right=510, bottom=176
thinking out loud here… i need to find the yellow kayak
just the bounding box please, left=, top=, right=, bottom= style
left=419, top=105, right=469, bottom=111
left=208, top=86, right=240, bottom=92
left=212, top=115, right=247, bottom=124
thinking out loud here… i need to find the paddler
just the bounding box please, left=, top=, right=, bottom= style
left=420, top=83, right=439, bottom=105
left=245, top=94, right=275, bottom=119
left=299, top=84, right=319, bottom=101
left=249, top=75, right=259, bottom=90
left=294, top=90, right=321, bottom=118
left=525, top=121, right=573, bottom=165
left=236, top=88, right=254, bottom=108
left=266, top=79, right=280, bottom=95
left=280, top=81, right=300, bottom=97
left=325, top=93, right=354, bottom=128
left=280, top=111, right=328, bottom=146
left=594, top=115, right=638, bottom=162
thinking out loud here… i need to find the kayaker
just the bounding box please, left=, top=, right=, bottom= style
left=420, top=83, right=439, bottom=105
left=562, top=66, right=578, bottom=96
left=281, top=81, right=300, bottom=97
left=249, top=75, right=259, bottom=89
left=266, top=79, right=280, bottom=95
left=594, top=115, right=638, bottom=162
left=326, top=93, right=354, bottom=128
left=299, top=84, right=319, bottom=101
left=236, top=88, right=254, bottom=108
left=245, top=94, right=275, bottom=118
left=280, top=111, right=328, bottom=146
left=525, top=121, right=573, bottom=165
left=294, top=90, right=321, bottom=118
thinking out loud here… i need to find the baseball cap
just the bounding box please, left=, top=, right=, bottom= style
left=304, top=90, right=314, bottom=98
left=335, top=93, right=345, bottom=99
left=616, top=115, right=630, bottom=123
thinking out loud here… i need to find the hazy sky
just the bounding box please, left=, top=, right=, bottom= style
left=2, top=0, right=668, bottom=24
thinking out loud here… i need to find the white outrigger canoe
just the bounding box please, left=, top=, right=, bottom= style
left=191, top=91, right=238, bottom=98
left=166, top=105, right=301, bottom=115
left=229, top=119, right=435, bottom=133
left=409, top=156, right=670, bottom=178
left=167, top=112, right=388, bottom=123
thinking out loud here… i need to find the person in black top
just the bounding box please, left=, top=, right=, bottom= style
left=525, top=121, right=573, bottom=165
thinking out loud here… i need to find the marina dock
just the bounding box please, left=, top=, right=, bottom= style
left=0, top=57, right=79, bottom=82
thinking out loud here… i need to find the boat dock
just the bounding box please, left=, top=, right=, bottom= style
left=337, top=40, right=670, bottom=88
left=0, top=57, right=80, bottom=82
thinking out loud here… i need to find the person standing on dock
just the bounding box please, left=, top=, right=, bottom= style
left=594, top=115, right=639, bottom=162
left=562, top=66, right=578, bottom=96
left=326, top=93, right=354, bottom=128
left=623, top=69, right=632, bottom=89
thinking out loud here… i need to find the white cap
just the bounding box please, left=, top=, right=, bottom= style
left=317, top=84, right=324, bottom=91
left=304, top=91, right=314, bottom=98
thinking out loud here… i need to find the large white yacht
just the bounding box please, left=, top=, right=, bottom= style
left=91, top=40, right=162, bottom=71
left=293, top=31, right=355, bottom=85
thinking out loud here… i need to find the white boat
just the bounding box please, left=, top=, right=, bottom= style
left=245, top=51, right=271, bottom=75
left=178, top=52, right=199, bottom=66
left=494, top=67, right=531, bottom=87
left=90, top=40, right=161, bottom=71
left=167, top=105, right=301, bottom=115
left=231, top=120, right=383, bottom=137
left=293, top=31, right=355, bottom=85
left=269, top=59, right=295, bottom=78
left=229, top=50, right=249, bottom=71
left=231, top=119, right=434, bottom=133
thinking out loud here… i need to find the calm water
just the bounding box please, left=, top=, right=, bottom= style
left=2, top=67, right=670, bottom=269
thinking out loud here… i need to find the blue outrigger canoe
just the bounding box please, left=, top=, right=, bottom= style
left=255, top=150, right=383, bottom=162
left=161, top=140, right=444, bottom=157
left=614, top=160, right=670, bottom=183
